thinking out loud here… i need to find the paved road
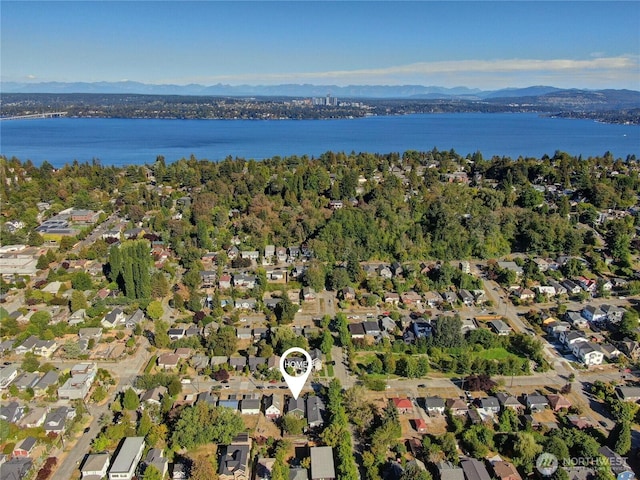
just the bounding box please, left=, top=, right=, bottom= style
left=482, top=278, right=574, bottom=376
left=52, top=338, right=152, bottom=479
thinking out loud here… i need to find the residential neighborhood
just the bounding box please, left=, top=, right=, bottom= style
left=1, top=152, right=640, bottom=480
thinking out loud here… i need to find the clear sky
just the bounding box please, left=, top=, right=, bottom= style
left=2, top=1, right=639, bottom=90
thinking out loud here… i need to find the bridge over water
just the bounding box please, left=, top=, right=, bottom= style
left=0, top=111, right=68, bottom=121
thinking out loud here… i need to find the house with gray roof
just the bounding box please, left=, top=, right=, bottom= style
left=241, top=398, right=261, bottom=415
left=478, top=396, right=500, bottom=414
left=229, top=356, right=247, bottom=371
left=1, top=457, right=33, bottom=480
left=310, top=446, right=335, bottom=480
left=525, top=394, right=549, bottom=412
left=108, top=437, right=145, bottom=480
left=496, top=392, right=524, bottom=411
left=307, top=396, right=325, bottom=428
left=0, top=364, right=19, bottom=388
left=81, top=452, right=110, bottom=480
left=143, top=448, right=168, bottom=479
left=488, top=320, right=511, bottom=336
left=264, top=394, right=282, bottom=420
left=289, top=467, right=309, bottom=480
left=0, top=402, right=25, bottom=424
left=423, top=397, right=446, bottom=415
left=437, top=461, right=465, bottom=480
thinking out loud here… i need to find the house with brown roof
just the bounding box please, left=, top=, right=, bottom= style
left=157, top=353, right=180, bottom=370
left=446, top=398, right=469, bottom=415
left=547, top=394, right=572, bottom=411
left=492, top=461, right=522, bottom=480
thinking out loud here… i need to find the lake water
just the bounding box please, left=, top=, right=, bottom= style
left=0, top=113, right=638, bottom=167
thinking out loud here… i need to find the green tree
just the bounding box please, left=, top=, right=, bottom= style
left=512, top=432, right=542, bottom=472
left=171, top=403, right=244, bottom=449
left=431, top=315, right=464, bottom=348
left=153, top=320, right=170, bottom=348
left=146, top=300, right=163, bottom=321
left=141, top=465, right=163, bottom=480
left=70, top=290, right=88, bottom=312
left=72, top=271, right=93, bottom=290
left=275, top=294, right=297, bottom=324
left=303, top=261, right=326, bottom=291
left=612, top=421, right=632, bottom=455
left=320, top=329, right=334, bottom=355
left=208, top=326, right=238, bottom=356
left=150, top=272, right=170, bottom=298
left=619, top=310, right=639, bottom=339
left=401, top=464, right=432, bottom=480
left=281, top=413, right=306, bottom=435
left=36, top=254, right=50, bottom=270
left=138, top=410, right=153, bottom=437
left=21, top=354, right=40, bottom=373
left=123, top=388, right=140, bottom=411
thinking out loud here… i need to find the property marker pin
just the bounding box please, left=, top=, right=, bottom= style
left=279, top=347, right=313, bottom=400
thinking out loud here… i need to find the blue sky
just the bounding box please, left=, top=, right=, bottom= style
left=2, top=1, right=639, bottom=89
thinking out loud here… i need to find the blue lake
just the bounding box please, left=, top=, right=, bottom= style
left=0, top=113, right=638, bottom=167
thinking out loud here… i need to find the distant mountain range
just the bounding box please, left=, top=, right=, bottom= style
left=0, top=80, right=616, bottom=100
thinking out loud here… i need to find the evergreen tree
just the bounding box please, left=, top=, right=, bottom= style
left=612, top=421, right=632, bottom=455
left=122, top=388, right=140, bottom=411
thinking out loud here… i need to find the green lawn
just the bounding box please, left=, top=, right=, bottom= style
left=476, top=348, right=516, bottom=361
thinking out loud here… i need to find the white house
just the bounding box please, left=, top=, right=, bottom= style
left=535, top=285, right=556, bottom=297
left=573, top=342, right=604, bottom=366
left=81, top=453, right=110, bottom=479
left=109, top=437, right=145, bottom=480
left=582, top=305, right=606, bottom=323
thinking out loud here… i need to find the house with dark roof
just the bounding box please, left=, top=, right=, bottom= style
left=362, top=321, right=381, bottom=336
left=12, top=437, right=36, bottom=458
left=461, top=458, right=491, bottom=480
left=101, top=307, right=126, bottom=328
left=616, top=386, right=640, bottom=402
left=348, top=323, right=365, bottom=339
left=229, top=356, right=247, bottom=371
left=1, top=457, right=33, bottom=480
left=241, top=398, right=261, bottom=415
left=306, top=396, right=325, bottom=429
left=287, top=397, right=305, bottom=417
left=598, top=446, right=634, bottom=478
left=219, top=442, right=251, bottom=480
